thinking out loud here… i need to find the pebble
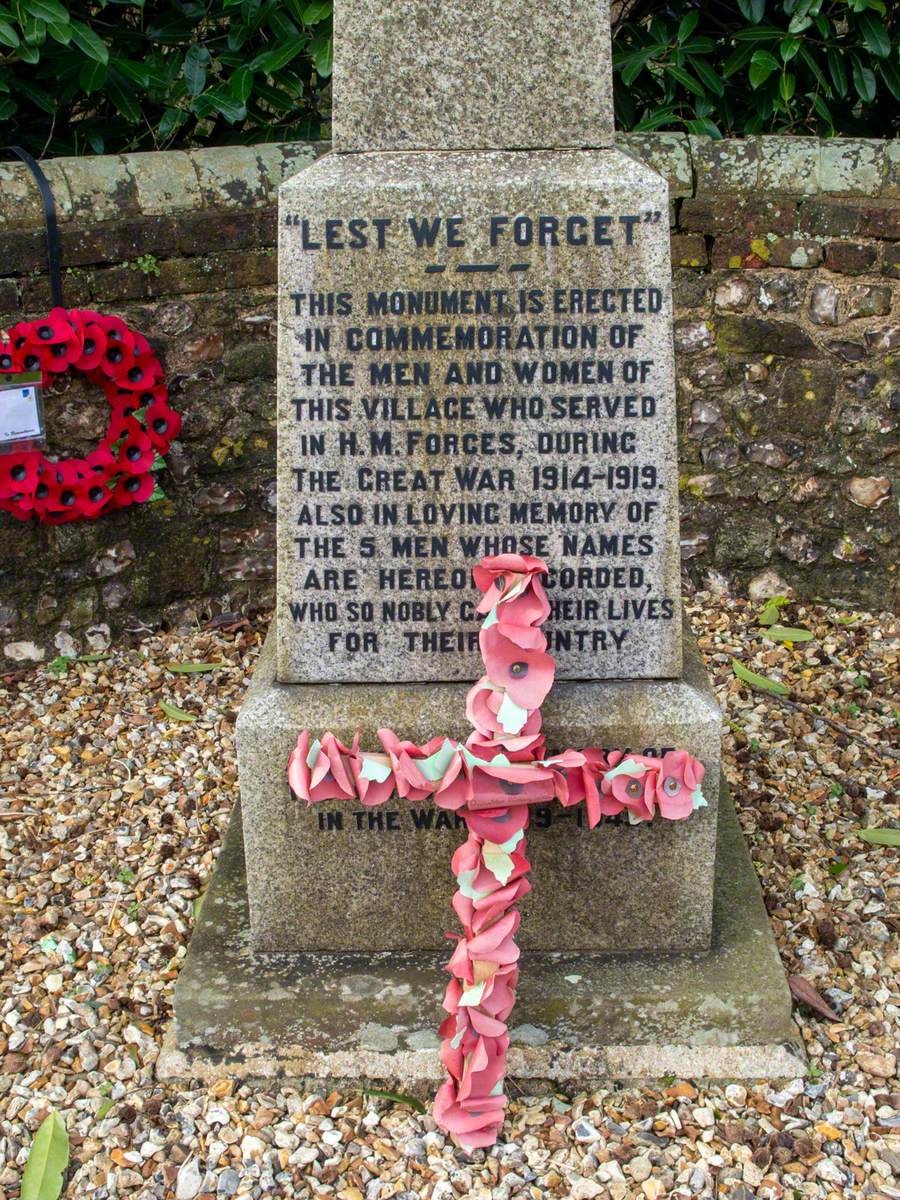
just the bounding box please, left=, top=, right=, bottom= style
left=572, top=1118, right=601, bottom=1142
left=629, top=1155, right=653, bottom=1181
left=216, top=1169, right=240, bottom=1197
left=857, top=1050, right=897, bottom=1078
left=175, top=1158, right=203, bottom=1200
left=570, top=1179, right=604, bottom=1199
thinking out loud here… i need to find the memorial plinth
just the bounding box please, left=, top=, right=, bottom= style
left=240, top=622, right=718, bottom=954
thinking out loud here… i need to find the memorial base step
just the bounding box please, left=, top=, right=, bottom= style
left=160, top=783, right=805, bottom=1091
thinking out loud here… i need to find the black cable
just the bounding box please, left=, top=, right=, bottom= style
left=4, top=145, right=64, bottom=309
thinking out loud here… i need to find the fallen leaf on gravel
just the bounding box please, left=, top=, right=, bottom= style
left=732, top=659, right=790, bottom=696
left=159, top=700, right=197, bottom=722
left=759, top=596, right=790, bottom=626
left=762, top=625, right=814, bottom=644
left=204, top=612, right=250, bottom=631
left=21, top=1110, right=69, bottom=1200
left=361, top=1088, right=426, bottom=1113
left=163, top=662, right=228, bottom=674
left=788, top=975, right=840, bottom=1021
left=858, top=827, right=900, bottom=847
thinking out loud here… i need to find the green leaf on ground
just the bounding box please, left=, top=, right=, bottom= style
left=193, top=889, right=207, bottom=919
left=163, top=662, right=226, bottom=674
left=361, top=1088, right=426, bottom=1113
left=759, top=595, right=790, bottom=626
left=858, top=828, right=900, bottom=847
left=159, top=700, right=197, bottom=722
left=732, top=659, right=790, bottom=696
left=762, top=625, right=814, bottom=643
left=96, top=1098, right=116, bottom=1120
left=21, top=1110, right=69, bottom=1200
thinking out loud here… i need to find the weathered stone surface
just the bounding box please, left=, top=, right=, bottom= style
left=820, top=138, right=885, bottom=196
left=332, top=0, right=614, bottom=153
left=276, top=148, right=683, bottom=683
left=122, top=151, right=202, bottom=216
left=238, top=622, right=721, bottom=954
left=166, top=783, right=804, bottom=1087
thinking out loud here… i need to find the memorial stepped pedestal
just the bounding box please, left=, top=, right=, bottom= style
left=166, top=0, right=801, bottom=1091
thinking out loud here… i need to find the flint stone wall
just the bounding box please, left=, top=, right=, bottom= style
left=0, top=135, right=897, bottom=662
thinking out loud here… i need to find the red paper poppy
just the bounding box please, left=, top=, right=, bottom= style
left=114, top=471, right=155, bottom=506
left=75, top=476, right=113, bottom=519
left=103, top=412, right=143, bottom=448
left=117, top=353, right=164, bottom=392
left=99, top=337, right=136, bottom=378
left=23, top=310, right=74, bottom=347
left=145, top=400, right=181, bottom=449
left=0, top=450, right=41, bottom=499
left=40, top=477, right=84, bottom=523
left=73, top=321, right=108, bottom=371
left=0, top=343, right=24, bottom=374
left=117, top=431, right=156, bottom=474
left=479, top=626, right=555, bottom=711
left=0, top=308, right=177, bottom=524
left=86, top=446, right=117, bottom=475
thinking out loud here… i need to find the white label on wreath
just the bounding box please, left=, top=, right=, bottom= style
left=0, top=374, right=44, bottom=449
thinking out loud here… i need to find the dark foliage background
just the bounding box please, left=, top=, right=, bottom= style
left=0, top=0, right=897, bottom=158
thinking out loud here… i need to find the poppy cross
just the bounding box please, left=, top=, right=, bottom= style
left=288, top=553, right=707, bottom=1150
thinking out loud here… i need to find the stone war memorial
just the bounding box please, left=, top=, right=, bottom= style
left=169, top=0, right=804, bottom=1131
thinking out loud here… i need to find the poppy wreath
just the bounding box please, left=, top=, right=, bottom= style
left=0, top=307, right=180, bottom=524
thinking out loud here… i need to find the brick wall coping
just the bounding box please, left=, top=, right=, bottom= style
left=1, top=136, right=898, bottom=231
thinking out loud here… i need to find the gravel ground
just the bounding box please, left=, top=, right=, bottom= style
left=1, top=590, right=897, bottom=1200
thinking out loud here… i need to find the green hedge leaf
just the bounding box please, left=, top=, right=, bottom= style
left=690, top=56, right=726, bottom=95
left=858, top=12, right=891, bottom=56
left=749, top=49, right=779, bottom=88
left=827, top=46, right=849, bottom=96
left=851, top=55, right=877, bottom=101
left=183, top=43, right=210, bottom=95
left=22, top=0, right=68, bottom=24
left=47, top=22, right=72, bottom=45
left=253, top=35, right=308, bottom=73
left=70, top=19, right=109, bottom=64
left=230, top=64, right=254, bottom=101
left=312, top=33, right=332, bottom=77
left=677, top=11, right=699, bottom=41
left=79, top=59, right=107, bottom=93
left=665, top=62, right=706, bottom=96
left=737, top=0, right=765, bottom=22
left=302, top=0, right=332, bottom=23
left=191, top=85, right=247, bottom=122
